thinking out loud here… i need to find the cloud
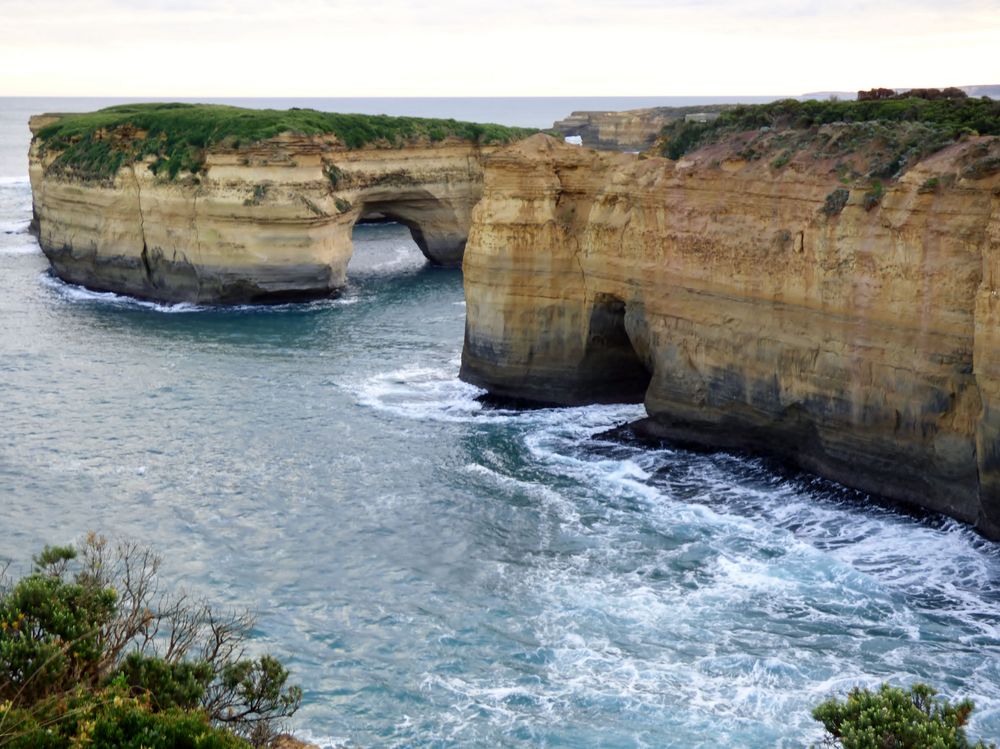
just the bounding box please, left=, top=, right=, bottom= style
left=0, top=0, right=997, bottom=95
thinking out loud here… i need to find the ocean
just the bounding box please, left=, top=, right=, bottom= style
left=2, top=97, right=999, bottom=748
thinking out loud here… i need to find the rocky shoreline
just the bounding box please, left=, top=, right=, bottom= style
left=460, top=131, right=1000, bottom=539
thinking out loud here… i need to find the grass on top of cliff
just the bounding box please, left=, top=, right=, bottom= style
left=34, top=102, right=539, bottom=182
left=658, top=96, right=1000, bottom=177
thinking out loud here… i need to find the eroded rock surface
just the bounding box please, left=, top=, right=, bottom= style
left=553, top=105, right=731, bottom=151
left=461, top=133, right=1000, bottom=537
left=29, top=119, right=499, bottom=303
left=553, top=108, right=676, bottom=151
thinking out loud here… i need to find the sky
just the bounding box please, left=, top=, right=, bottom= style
left=1, top=0, right=998, bottom=96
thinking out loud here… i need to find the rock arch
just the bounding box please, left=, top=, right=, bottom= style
left=30, top=134, right=494, bottom=304
left=353, top=187, right=473, bottom=267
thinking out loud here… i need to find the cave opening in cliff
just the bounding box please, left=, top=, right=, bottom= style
left=580, top=293, right=652, bottom=404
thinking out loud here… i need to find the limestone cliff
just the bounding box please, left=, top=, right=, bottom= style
left=461, top=133, right=1000, bottom=538
left=553, top=105, right=731, bottom=151
left=28, top=108, right=523, bottom=304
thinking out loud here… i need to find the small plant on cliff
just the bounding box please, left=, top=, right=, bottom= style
left=0, top=534, right=302, bottom=748
left=862, top=180, right=884, bottom=211
left=771, top=151, right=792, bottom=169
left=244, top=183, right=270, bottom=207
left=812, top=683, right=995, bottom=749
left=822, top=187, right=851, bottom=216
left=300, top=196, right=326, bottom=217
left=962, top=155, right=1000, bottom=180
left=324, top=164, right=345, bottom=188
left=661, top=120, right=710, bottom=160
left=918, top=176, right=941, bottom=193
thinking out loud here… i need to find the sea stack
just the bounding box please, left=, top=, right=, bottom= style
left=28, top=104, right=535, bottom=303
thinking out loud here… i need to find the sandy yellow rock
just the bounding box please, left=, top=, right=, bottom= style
left=553, top=108, right=676, bottom=150
left=461, top=134, right=1000, bottom=538
left=29, top=120, right=500, bottom=303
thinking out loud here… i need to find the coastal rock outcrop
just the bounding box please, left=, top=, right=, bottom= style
left=553, top=106, right=730, bottom=151
left=553, top=108, right=676, bottom=151
left=28, top=109, right=522, bottom=303
left=460, top=133, right=1000, bottom=538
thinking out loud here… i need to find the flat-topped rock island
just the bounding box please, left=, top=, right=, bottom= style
left=29, top=103, right=535, bottom=303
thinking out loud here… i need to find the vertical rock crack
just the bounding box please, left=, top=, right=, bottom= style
left=131, top=166, right=155, bottom=287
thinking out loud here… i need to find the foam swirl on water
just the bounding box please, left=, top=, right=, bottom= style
left=352, top=364, right=1000, bottom=746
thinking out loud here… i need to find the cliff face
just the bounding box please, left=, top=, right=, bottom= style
left=553, top=106, right=730, bottom=151
left=461, top=133, right=1000, bottom=537
left=552, top=108, right=675, bottom=151
left=29, top=118, right=495, bottom=303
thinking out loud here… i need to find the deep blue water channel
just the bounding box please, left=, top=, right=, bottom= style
left=2, top=101, right=1000, bottom=748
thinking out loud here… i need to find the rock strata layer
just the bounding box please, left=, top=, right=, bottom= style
left=29, top=118, right=500, bottom=303
left=461, top=133, right=1000, bottom=538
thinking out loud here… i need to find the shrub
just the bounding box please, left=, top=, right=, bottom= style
left=771, top=151, right=791, bottom=169
left=662, top=121, right=710, bottom=160
left=0, top=534, right=302, bottom=748
left=858, top=87, right=897, bottom=101
left=324, top=164, right=344, bottom=188
left=812, top=682, right=996, bottom=749
left=862, top=181, right=884, bottom=211
left=0, top=545, right=117, bottom=704
left=1, top=682, right=247, bottom=749
left=118, top=653, right=214, bottom=712
left=206, top=656, right=302, bottom=746
left=822, top=187, right=851, bottom=216
left=919, top=176, right=940, bottom=193
left=962, top=155, right=1000, bottom=180
left=243, top=184, right=269, bottom=207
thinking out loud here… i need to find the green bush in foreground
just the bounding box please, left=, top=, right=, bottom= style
left=813, top=683, right=996, bottom=749
left=0, top=535, right=301, bottom=748
left=1, top=682, right=247, bottom=749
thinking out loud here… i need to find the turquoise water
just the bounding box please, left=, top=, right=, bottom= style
left=3, top=99, right=1000, bottom=748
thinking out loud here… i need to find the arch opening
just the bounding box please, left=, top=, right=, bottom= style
left=355, top=192, right=468, bottom=268
left=346, top=219, right=429, bottom=279
left=579, top=293, right=652, bottom=404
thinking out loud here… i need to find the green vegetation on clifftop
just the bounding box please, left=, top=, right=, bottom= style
left=34, top=102, right=539, bottom=182
left=660, top=96, right=1000, bottom=163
